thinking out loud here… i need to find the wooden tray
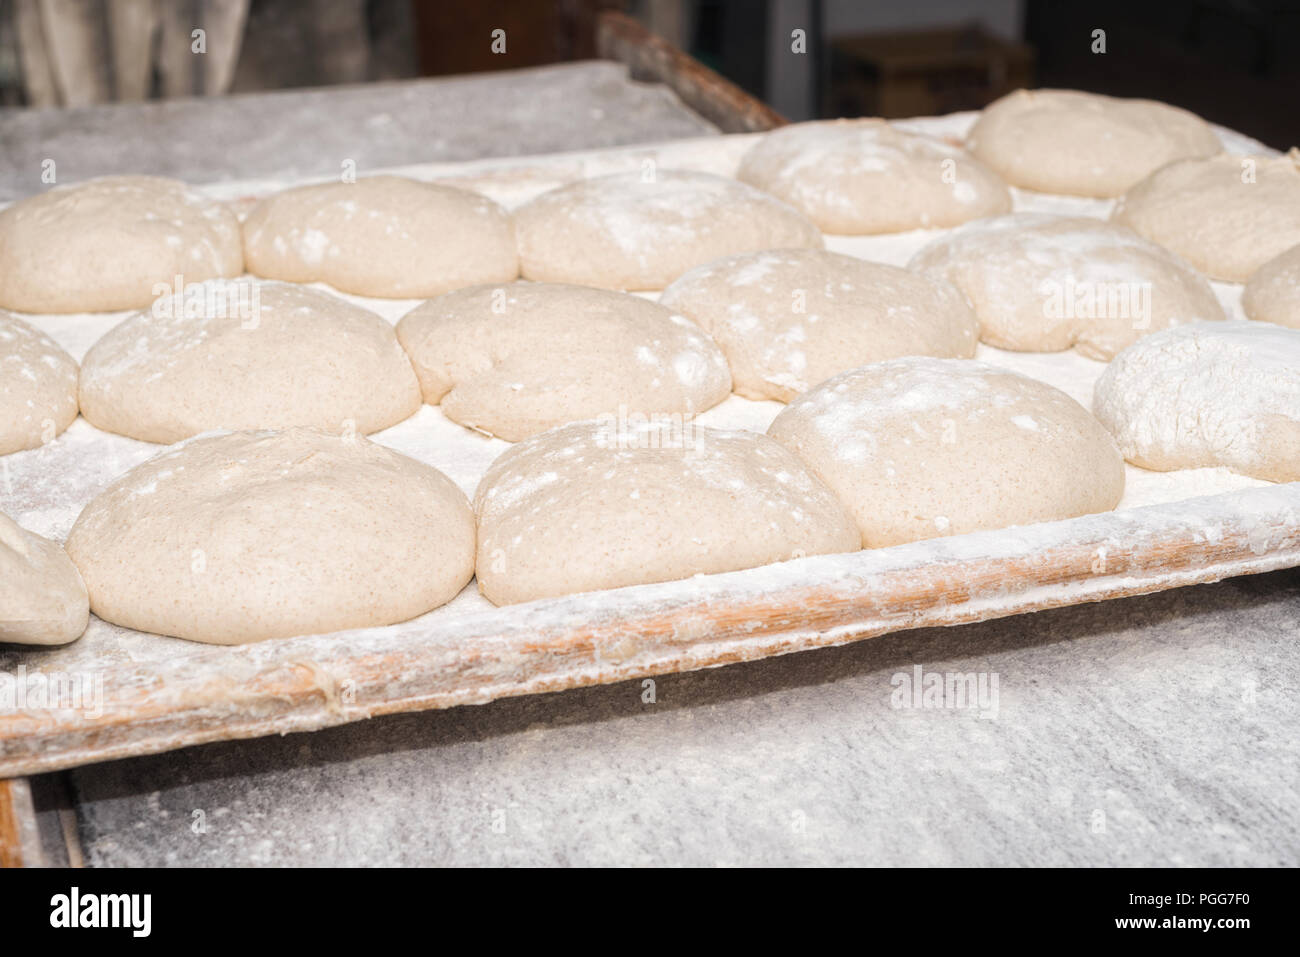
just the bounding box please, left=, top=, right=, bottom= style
left=2, top=119, right=1297, bottom=781
left=2, top=482, right=1299, bottom=779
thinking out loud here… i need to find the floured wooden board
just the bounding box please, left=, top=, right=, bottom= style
left=2, top=113, right=1297, bottom=778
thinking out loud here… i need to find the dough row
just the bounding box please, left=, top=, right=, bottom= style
left=12, top=348, right=1125, bottom=645
left=3, top=88, right=1298, bottom=314
left=8, top=312, right=1298, bottom=647
left=6, top=224, right=1291, bottom=457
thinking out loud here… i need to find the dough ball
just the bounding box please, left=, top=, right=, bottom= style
left=0, top=511, right=88, bottom=646
left=66, top=429, right=475, bottom=643
left=242, top=175, right=518, bottom=298
left=1242, top=244, right=1300, bottom=329
left=1093, top=321, right=1300, bottom=482
left=1, top=311, right=79, bottom=454
left=736, top=119, right=1011, bottom=233
left=768, top=357, right=1125, bottom=547
left=396, top=281, right=730, bottom=441
left=660, top=248, right=977, bottom=401
left=967, top=89, right=1222, bottom=197
left=909, top=213, right=1225, bottom=360
left=79, top=279, right=421, bottom=444
left=513, top=169, right=823, bottom=291
left=1112, top=151, right=1300, bottom=282
left=474, top=420, right=860, bottom=604
left=0, top=176, right=243, bottom=313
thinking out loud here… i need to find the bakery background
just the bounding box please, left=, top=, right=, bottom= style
left=3, top=0, right=1298, bottom=146
left=1, top=0, right=1299, bottom=870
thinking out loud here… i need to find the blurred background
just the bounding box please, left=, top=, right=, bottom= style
left=1, top=0, right=1297, bottom=147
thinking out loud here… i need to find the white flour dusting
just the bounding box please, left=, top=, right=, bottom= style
left=1094, top=321, right=1300, bottom=478
left=0, top=115, right=1286, bottom=646
left=1, top=315, right=79, bottom=447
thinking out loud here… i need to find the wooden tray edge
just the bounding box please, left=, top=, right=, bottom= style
left=4, top=483, right=1298, bottom=778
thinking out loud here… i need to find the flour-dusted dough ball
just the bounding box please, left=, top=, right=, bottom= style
left=242, top=175, right=518, bottom=298
left=66, top=429, right=475, bottom=643
left=513, top=169, right=823, bottom=291
left=79, top=279, right=420, bottom=444
left=736, top=119, right=1011, bottom=234
left=474, top=420, right=859, bottom=604
left=909, top=214, right=1225, bottom=360
left=1242, top=244, right=1300, bottom=329
left=0, top=511, right=88, bottom=645
left=1093, top=321, right=1300, bottom=482
left=1112, top=151, right=1300, bottom=282
left=659, top=249, right=977, bottom=401
left=967, top=89, right=1222, bottom=197
left=1, top=311, right=79, bottom=454
left=396, top=281, right=730, bottom=441
left=0, top=176, right=243, bottom=314
left=768, top=357, right=1124, bottom=547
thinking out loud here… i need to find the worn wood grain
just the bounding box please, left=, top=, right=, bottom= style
left=596, top=10, right=787, bottom=133
left=0, top=779, right=40, bottom=867
left=0, top=781, right=22, bottom=867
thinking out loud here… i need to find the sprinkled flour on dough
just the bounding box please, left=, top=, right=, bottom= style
left=1094, top=321, right=1300, bottom=481
left=0, top=114, right=1282, bottom=631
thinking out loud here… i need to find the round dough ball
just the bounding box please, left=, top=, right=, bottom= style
left=0, top=176, right=243, bottom=313
left=242, top=175, right=518, bottom=298
left=396, top=281, right=730, bottom=441
left=474, top=420, right=860, bottom=604
left=1242, top=244, right=1300, bottom=329
left=660, top=248, right=977, bottom=401
left=66, top=429, right=475, bottom=643
left=768, top=357, right=1125, bottom=548
left=1, top=311, right=79, bottom=454
left=967, top=89, right=1222, bottom=197
left=1112, top=151, right=1300, bottom=282
left=513, top=169, right=823, bottom=291
left=79, top=279, right=421, bottom=444
left=909, top=213, right=1225, bottom=360
left=1093, top=321, right=1300, bottom=482
left=0, top=511, right=88, bottom=645
left=736, top=119, right=1011, bottom=233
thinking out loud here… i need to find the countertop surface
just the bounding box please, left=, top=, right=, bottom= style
left=0, top=61, right=718, bottom=202
left=6, top=61, right=1298, bottom=867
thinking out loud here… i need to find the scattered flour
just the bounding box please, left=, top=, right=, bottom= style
left=0, top=115, right=1286, bottom=654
